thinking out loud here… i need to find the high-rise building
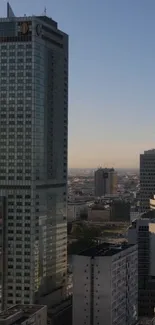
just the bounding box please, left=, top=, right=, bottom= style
left=94, top=168, right=117, bottom=197
left=0, top=4, right=68, bottom=308
left=73, top=242, right=138, bottom=325
left=140, top=149, right=155, bottom=212
left=128, top=216, right=155, bottom=316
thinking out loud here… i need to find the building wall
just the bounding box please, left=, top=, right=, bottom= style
left=149, top=223, right=155, bottom=277
left=73, top=255, right=91, bottom=325
left=72, top=245, right=138, bottom=325
left=93, top=256, right=111, bottom=325
left=128, top=218, right=155, bottom=316
left=140, top=150, right=155, bottom=212
left=0, top=13, right=68, bottom=308
left=88, top=209, right=110, bottom=222
left=110, top=200, right=130, bottom=222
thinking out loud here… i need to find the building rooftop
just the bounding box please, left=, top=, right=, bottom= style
left=0, top=305, right=45, bottom=325
left=144, top=149, right=155, bottom=155
left=79, top=242, right=135, bottom=257
left=138, top=317, right=155, bottom=325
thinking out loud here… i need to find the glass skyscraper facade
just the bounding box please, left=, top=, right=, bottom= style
left=0, top=4, right=68, bottom=309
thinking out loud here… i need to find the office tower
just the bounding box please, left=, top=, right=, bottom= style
left=94, top=168, right=117, bottom=197
left=128, top=216, right=155, bottom=316
left=0, top=4, right=68, bottom=308
left=0, top=304, right=47, bottom=325
left=73, top=243, right=138, bottom=325
left=140, top=149, right=155, bottom=212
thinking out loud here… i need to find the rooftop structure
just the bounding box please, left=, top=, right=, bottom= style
left=0, top=305, right=47, bottom=325
left=79, top=242, right=133, bottom=257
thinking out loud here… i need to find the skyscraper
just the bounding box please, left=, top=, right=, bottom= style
left=0, top=4, right=68, bottom=308
left=128, top=216, right=155, bottom=316
left=94, top=168, right=117, bottom=197
left=140, top=149, right=155, bottom=212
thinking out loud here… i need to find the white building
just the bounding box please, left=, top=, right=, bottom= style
left=73, top=243, right=138, bottom=325
left=0, top=4, right=68, bottom=308
left=0, top=304, right=47, bottom=325
left=140, top=149, right=155, bottom=212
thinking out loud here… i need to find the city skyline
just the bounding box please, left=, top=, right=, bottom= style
left=3, top=0, right=155, bottom=168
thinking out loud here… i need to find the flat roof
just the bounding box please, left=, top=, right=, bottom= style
left=0, top=304, right=45, bottom=321
left=79, top=242, right=136, bottom=257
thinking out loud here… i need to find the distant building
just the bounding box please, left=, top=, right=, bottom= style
left=73, top=242, right=138, bottom=325
left=0, top=304, right=47, bottom=325
left=88, top=204, right=110, bottom=222
left=140, top=150, right=155, bottom=212
left=94, top=168, right=117, bottom=197
left=128, top=215, right=155, bottom=316
left=67, top=202, right=88, bottom=221
left=110, top=199, right=130, bottom=221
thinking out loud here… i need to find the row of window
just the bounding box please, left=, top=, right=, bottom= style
left=0, top=177, right=32, bottom=181
left=7, top=292, right=30, bottom=297
left=1, top=171, right=31, bottom=175
left=0, top=78, right=32, bottom=84
left=0, top=44, right=32, bottom=50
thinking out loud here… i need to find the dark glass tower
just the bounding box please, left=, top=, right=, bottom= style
left=0, top=4, right=68, bottom=308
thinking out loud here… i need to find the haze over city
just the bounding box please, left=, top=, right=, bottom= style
left=3, top=0, right=155, bottom=168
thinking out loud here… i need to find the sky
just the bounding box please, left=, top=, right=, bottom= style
left=2, top=0, right=155, bottom=168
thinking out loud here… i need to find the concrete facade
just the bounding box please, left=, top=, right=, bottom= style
left=73, top=243, right=138, bottom=325
left=88, top=208, right=110, bottom=221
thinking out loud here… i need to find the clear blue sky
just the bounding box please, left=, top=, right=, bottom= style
left=2, top=0, right=155, bottom=168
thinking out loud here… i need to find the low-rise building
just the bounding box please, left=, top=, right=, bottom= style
left=88, top=205, right=110, bottom=221
left=67, top=202, right=88, bottom=221
left=0, top=305, right=47, bottom=325
left=110, top=199, right=130, bottom=221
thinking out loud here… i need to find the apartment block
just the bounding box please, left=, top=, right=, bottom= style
left=73, top=243, right=138, bottom=325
